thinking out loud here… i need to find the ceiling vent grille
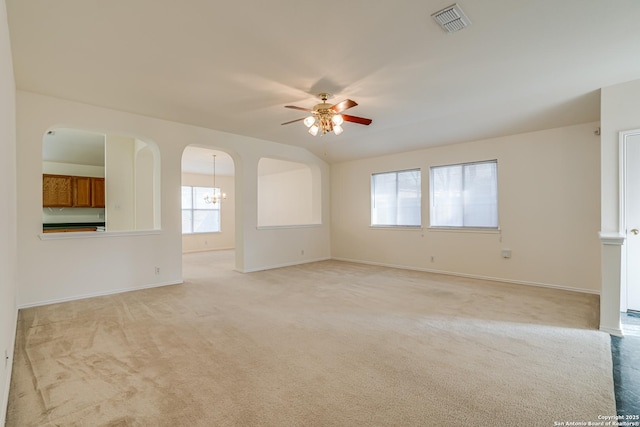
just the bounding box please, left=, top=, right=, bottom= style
left=431, top=4, right=471, bottom=33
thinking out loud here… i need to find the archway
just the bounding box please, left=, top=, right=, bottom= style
left=181, top=146, right=236, bottom=259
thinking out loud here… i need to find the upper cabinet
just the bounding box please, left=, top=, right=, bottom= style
left=73, top=176, right=92, bottom=207
left=91, top=178, right=105, bottom=208
left=43, top=174, right=105, bottom=208
left=42, top=174, right=73, bottom=207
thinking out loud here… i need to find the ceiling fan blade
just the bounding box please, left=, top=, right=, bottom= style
left=342, top=114, right=372, bottom=125
left=285, top=105, right=314, bottom=113
left=281, top=117, right=307, bottom=125
left=331, top=99, right=358, bottom=113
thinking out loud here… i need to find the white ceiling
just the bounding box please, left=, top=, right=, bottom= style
left=7, top=1, right=640, bottom=163
left=42, top=128, right=105, bottom=166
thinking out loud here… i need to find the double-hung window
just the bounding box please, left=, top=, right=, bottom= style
left=430, top=160, right=498, bottom=228
left=181, top=186, right=221, bottom=233
left=371, top=169, right=421, bottom=227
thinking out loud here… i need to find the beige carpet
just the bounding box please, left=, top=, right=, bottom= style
left=7, top=251, right=615, bottom=426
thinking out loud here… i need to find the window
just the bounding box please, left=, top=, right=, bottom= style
left=181, top=186, right=221, bottom=233
left=371, top=169, right=421, bottom=227
left=430, top=160, right=498, bottom=228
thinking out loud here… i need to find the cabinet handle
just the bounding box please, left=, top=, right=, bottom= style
left=631, top=229, right=639, bottom=235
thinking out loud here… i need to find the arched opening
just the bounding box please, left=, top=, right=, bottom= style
left=42, top=128, right=161, bottom=233
left=181, top=146, right=236, bottom=253
left=257, top=157, right=321, bottom=227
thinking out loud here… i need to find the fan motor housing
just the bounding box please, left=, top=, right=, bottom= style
left=313, top=103, right=333, bottom=112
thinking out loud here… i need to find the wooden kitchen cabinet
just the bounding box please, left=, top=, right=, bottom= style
left=91, top=178, right=105, bottom=208
left=43, top=174, right=105, bottom=208
left=43, top=174, right=73, bottom=207
left=73, top=176, right=92, bottom=207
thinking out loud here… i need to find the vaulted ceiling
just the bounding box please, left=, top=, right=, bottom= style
left=7, top=1, right=640, bottom=163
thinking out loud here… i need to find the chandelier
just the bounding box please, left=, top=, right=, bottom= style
left=204, top=154, right=226, bottom=205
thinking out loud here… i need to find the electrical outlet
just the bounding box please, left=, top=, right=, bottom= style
left=155, top=267, right=160, bottom=275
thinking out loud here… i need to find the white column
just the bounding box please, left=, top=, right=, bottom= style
left=599, top=232, right=625, bottom=336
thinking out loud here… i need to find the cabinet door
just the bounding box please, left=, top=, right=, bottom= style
left=43, top=175, right=73, bottom=207
left=74, top=177, right=92, bottom=207
left=91, top=178, right=105, bottom=208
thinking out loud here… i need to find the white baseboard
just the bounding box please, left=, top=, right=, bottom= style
left=182, top=247, right=235, bottom=254
left=600, top=326, right=623, bottom=337
left=1, top=306, right=18, bottom=427
left=17, top=280, right=183, bottom=309
left=241, top=256, right=331, bottom=273
left=331, top=257, right=600, bottom=295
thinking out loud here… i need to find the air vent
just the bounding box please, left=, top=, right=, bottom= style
left=431, top=4, right=471, bottom=33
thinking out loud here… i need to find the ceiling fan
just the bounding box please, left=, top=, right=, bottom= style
left=282, top=93, right=372, bottom=136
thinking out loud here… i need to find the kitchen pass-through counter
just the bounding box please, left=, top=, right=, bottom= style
left=43, top=222, right=106, bottom=233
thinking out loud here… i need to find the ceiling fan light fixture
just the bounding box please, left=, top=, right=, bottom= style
left=304, top=116, right=316, bottom=127
left=282, top=93, right=372, bottom=137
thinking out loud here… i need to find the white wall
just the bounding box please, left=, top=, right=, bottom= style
left=42, top=207, right=105, bottom=225
left=600, top=79, right=640, bottom=232
left=258, top=164, right=315, bottom=227
left=182, top=172, right=235, bottom=252
left=332, top=122, right=601, bottom=293
left=105, top=135, right=135, bottom=231
left=16, top=91, right=331, bottom=306
left=599, top=78, right=640, bottom=334
left=0, top=0, right=17, bottom=423
left=134, top=140, right=156, bottom=230
left=42, top=161, right=104, bottom=177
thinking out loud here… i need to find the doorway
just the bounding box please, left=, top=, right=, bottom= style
left=622, top=130, right=640, bottom=314
left=180, top=146, right=236, bottom=254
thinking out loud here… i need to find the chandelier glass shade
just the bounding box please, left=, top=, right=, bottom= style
left=304, top=110, right=344, bottom=136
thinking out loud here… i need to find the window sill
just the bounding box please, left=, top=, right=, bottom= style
left=427, top=227, right=501, bottom=234
left=370, top=225, right=423, bottom=231
left=183, top=231, right=221, bottom=235
left=39, top=229, right=162, bottom=240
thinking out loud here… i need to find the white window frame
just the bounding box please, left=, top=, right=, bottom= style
left=181, top=185, right=221, bottom=234
left=371, top=168, right=422, bottom=228
left=429, top=160, right=498, bottom=230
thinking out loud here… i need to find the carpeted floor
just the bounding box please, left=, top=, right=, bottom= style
left=7, top=250, right=616, bottom=426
